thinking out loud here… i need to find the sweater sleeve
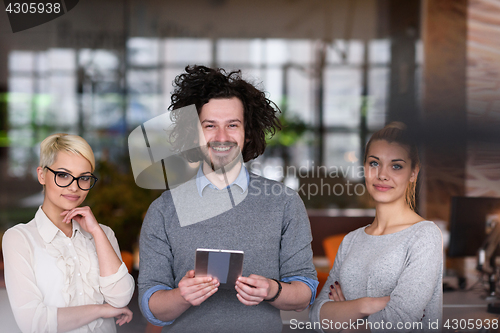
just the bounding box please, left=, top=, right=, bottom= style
left=138, top=197, right=176, bottom=325
left=368, top=223, right=443, bottom=332
left=279, top=191, right=318, bottom=292
left=2, top=228, right=58, bottom=333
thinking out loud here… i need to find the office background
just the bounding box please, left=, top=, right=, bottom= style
left=0, top=0, right=499, bottom=321
left=1, top=0, right=500, bottom=331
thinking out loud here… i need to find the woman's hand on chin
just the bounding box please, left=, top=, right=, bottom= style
left=61, top=206, right=101, bottom=235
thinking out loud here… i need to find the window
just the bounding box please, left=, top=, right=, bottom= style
left=7, top=37, right=393, bottom=203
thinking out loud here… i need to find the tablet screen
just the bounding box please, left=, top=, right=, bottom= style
left=195, top=248, right=244, bottom=289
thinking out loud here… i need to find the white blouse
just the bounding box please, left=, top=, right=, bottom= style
left=2, top=207, right=135, bottom=333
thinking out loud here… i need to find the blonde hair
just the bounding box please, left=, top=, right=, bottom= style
left=364, top=122, right=420, bottom=211
left=40, top=133, right=95, bottom=172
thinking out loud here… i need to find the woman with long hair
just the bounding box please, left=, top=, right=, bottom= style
left=310, top=122, right=442, bottom=332
left=2, top=133, right=135, bottom=333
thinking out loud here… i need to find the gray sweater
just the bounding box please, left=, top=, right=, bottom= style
left=138, top=173, right=317, bottom=333
left=310, top=221, right=443, bottom=332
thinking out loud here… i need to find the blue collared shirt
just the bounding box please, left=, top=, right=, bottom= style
left=195, top=163, right=249, bottom=197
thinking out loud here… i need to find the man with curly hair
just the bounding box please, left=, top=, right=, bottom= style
left=138, top=65, right=318, bottom=333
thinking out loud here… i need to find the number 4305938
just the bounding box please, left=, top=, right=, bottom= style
left=5, top=2, right=61, bottom=14
left=444, top=318, right=498, bottom=330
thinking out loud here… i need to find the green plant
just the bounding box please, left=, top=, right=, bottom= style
left=85, top=160, right=162, bottom=252
left=266, top=99, right=309, bottom=148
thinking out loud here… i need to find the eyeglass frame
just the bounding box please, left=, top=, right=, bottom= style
left=44, top=166, right=98, bottom=191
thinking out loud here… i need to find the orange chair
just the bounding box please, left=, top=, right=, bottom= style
left=316, top=233, right=347, bottom=292
left=120, top=251, right=134, bottom=273
left=323, top=233, right=347, bottom=267
left=145, top=323, right=163, bottom=333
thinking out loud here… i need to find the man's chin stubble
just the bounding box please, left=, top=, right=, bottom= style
left=205, top=149, right=242, bottom=173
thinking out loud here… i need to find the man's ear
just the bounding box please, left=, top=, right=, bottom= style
left=37, top=166, right=46, bottom=185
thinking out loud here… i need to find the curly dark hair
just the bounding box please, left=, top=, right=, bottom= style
left=168, top=65, right=282, bottom=163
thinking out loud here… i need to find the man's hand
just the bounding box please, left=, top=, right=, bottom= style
left=178, top=270, right=219, bottom=306
left=235, top=274, right=276, bottom=306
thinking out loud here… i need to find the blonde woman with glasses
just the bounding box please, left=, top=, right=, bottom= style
left=2, top=133, right=134, bottom=333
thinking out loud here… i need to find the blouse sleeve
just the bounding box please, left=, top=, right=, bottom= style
left=368, top=223, right=443, bottom=332
left=2, top=228, right=58, bottom=333
left=97, top=225, right=135, bottom=308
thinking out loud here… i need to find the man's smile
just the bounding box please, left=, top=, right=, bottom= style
left=212, top=146, right=231, bottom=152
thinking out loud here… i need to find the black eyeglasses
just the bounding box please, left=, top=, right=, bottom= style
left=45, top=167, right=98, bottom=191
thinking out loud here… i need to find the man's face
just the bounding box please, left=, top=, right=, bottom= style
left=198, top=97, right=245, bottom=170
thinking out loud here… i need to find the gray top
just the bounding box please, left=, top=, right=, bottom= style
left=310, top=221, right=443, bottom=332
left=138, top=173, right=317, bottom=333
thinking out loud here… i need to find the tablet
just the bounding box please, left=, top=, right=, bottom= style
left=195, top=248, right=244, bottom=289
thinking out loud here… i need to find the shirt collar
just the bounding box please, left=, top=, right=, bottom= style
left=195, top=163, right=249, bottom=197
left=72, top=219, right=93, bottom=240
left=35, top=206, right=92, bottom=243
